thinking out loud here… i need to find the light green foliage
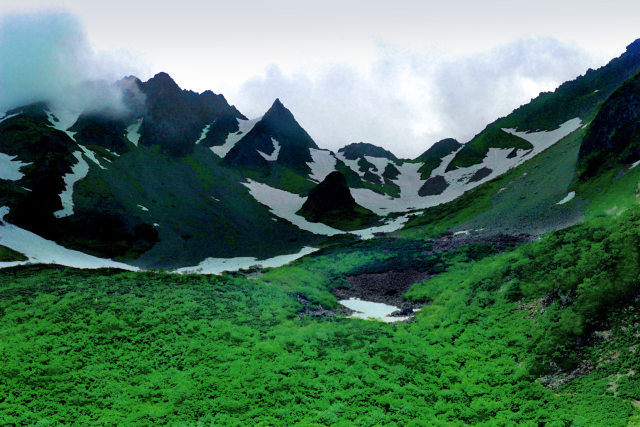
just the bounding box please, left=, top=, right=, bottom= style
left=1, top=218, right=639, bottom=424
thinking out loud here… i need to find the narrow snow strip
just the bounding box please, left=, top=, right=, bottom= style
left=195, top=123, right=211, bottom=144
left=242, top=179, right=343, bottom=236
left=78, top=145, right=107, bottom=170
left=211, top=117, right=261, bottom=158
left=257, top=138, right=281, bottom=161
left=126, top=118, right=143, bottom=146
left=54, top=151, right=89, bottom=218
left=307, top=148, right=337, bottom=183
left=0, top=207, right=138, bottom=270
left=137, top=204, right=149, bottom=212
left=0, top=112, right=19, bottom=124
left=339, top=298, right=410, bottom=323
left=630, top=159, right=640, bottom=170
left=0, top=153, right=31, bottom=180
left=502, top=118, right=582, bottom=152
left=175, top=246, right=318, bottom=275
left=557, top=191, right=576, bottom=205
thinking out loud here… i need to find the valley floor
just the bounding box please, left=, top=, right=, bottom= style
left=1, top=207, right=640, bottom=425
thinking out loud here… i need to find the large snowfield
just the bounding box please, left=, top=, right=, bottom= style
left=0, top=207, right=138, bottom=270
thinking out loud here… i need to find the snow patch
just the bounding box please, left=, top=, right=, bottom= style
left=46, top=110, right=79, bottom=141
left=257, top=138, right=281, bottom=161
left=307, top=148, right=337, bottom=183
left=339, top=298, right=410, bottom=323
left=243, top=179, right=343, bottom=236
left=137, top=204, right=149, bottom=212
left=351, top=162, right=424, bottom=215
left=126, top=118, right=143, bottom=146
left=54, top=151, right=89, bottom=218
left=630, top=159, right=640, bottom=170
left=557, top=191, right=575, bottom=205
left=175, top=246, right=318, bottom=275
left=0, top=207, right=138, bottom=270
left=350, top=118, right=582, bottom=216
left=211, top=116, right=261, bottom=158
left=0, top=153, right=31, bottom=181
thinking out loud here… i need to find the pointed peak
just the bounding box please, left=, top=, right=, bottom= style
left=144, top=72, right=181, bottom=92
left=267, top=98, right=287, bottom=114
left=262, top=97, right=295, bottom=122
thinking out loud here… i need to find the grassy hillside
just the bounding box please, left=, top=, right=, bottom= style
left=73, top=145, right=321, bottom=268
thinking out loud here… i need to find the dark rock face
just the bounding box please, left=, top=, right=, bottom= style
left=467, top=167, right=493, bottom=183
left=506, top=148, right=519, bottom=159
left=382, top=163, right=401, bottom=180
left=139, top=72, right=245, bottom=157
left=338, top=142, right=398, bottom=161
left=416, top=138, right=461, bottom=162
left=416, top=138, right=461, bottom=179
left=70, top=113, right=130, bottom=154
left=418, top=175, right=449, bottom=196
left=200, top=115, right=240, bottom=148
left=579, top=71, right=640, bottom=178
left=297, top=171, right=377, bottom=230
left=223, top=98, right=319, bottom=174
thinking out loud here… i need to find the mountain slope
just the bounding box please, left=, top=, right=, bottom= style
left=446, top=39, right=640, bottom=171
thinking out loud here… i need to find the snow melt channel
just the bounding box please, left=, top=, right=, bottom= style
left=54, top=151, right=90, bottom=218
left=211, top=117, right=261, bottom=158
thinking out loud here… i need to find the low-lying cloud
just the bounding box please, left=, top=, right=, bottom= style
left=234, top=38, right=599, bottom=158
left=0, top=13, right=140, bottom=115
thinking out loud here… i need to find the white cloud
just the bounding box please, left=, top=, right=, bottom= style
left=233, top=38, right=597, bottom=158
left=0, top=12, right=143, bottom=115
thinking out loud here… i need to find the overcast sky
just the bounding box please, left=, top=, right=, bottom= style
left=1, top=1, right=639, bottom=157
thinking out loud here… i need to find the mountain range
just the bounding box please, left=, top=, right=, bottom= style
left=2, top=39, right=640, bottom=270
